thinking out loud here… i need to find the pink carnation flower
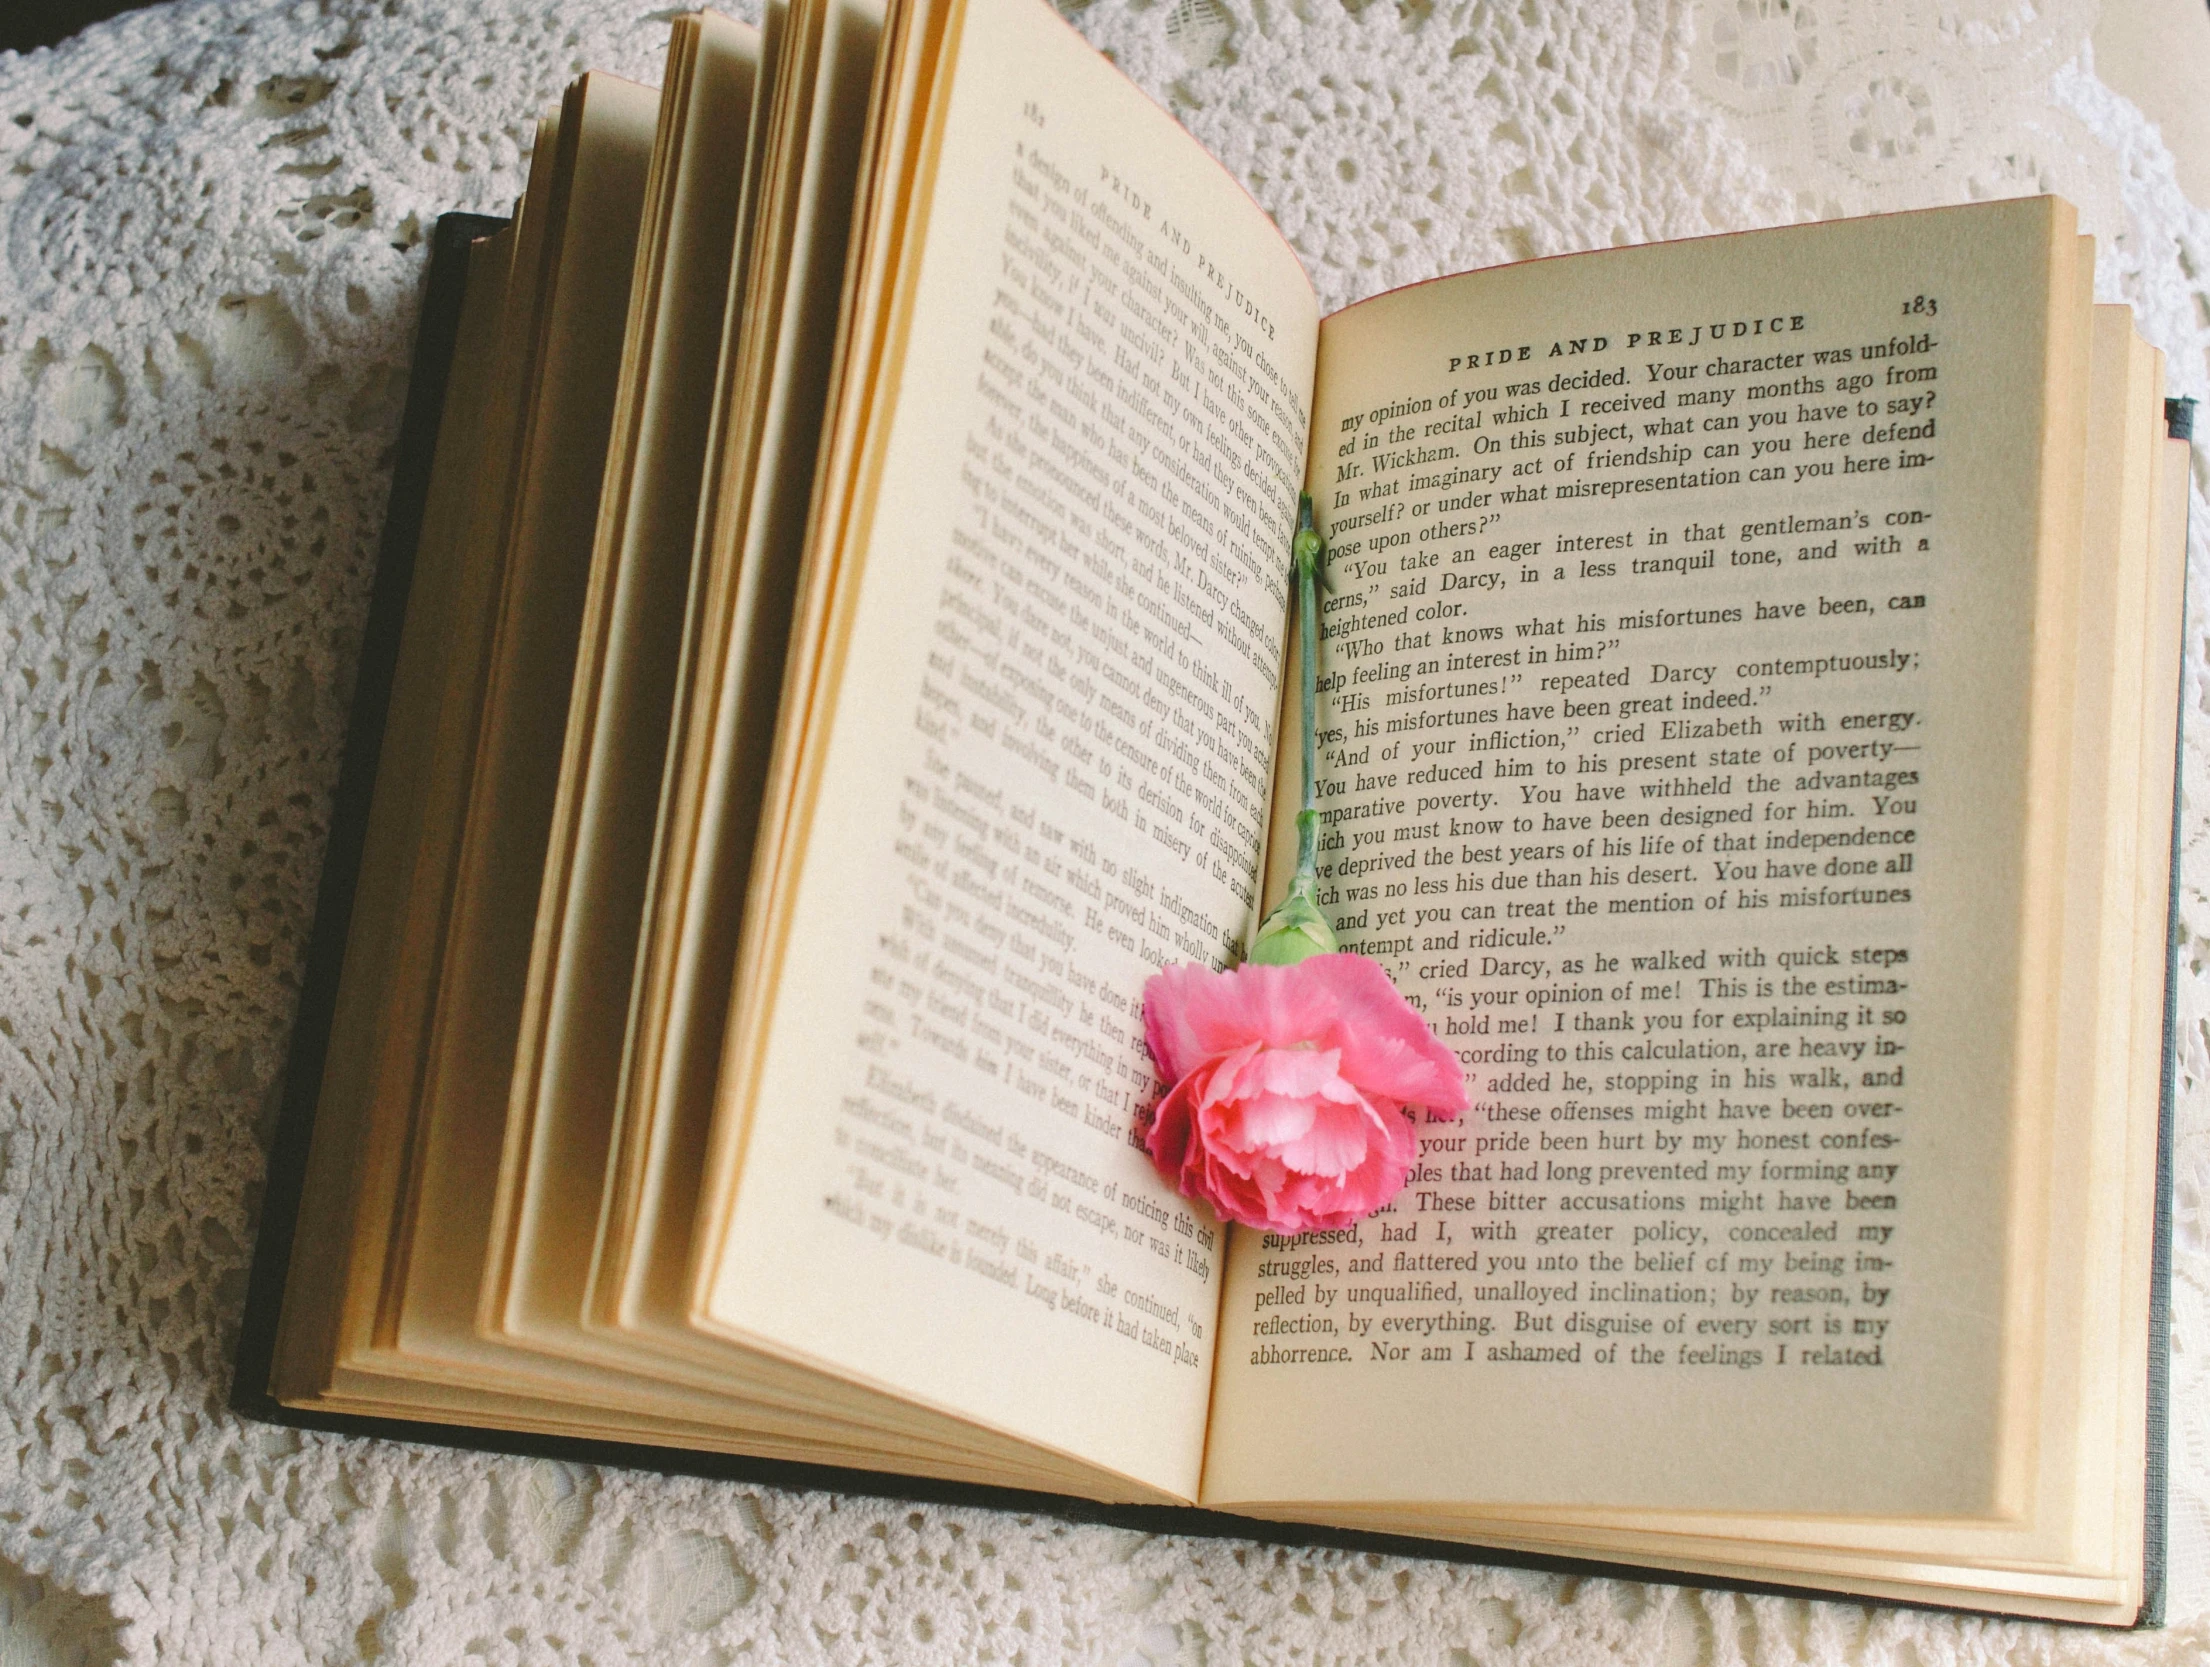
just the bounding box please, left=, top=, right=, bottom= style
left=1141, top=954, right=1468, bottom=1234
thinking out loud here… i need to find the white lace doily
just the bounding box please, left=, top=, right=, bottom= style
left=3, top=0, right=2208, bottom=1660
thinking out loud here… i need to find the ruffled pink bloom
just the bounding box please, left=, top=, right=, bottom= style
left=1141, top=954, right=1468, bottom=1234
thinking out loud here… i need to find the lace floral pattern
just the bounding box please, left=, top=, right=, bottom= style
left=1, top=0, right=2207, bottom=1659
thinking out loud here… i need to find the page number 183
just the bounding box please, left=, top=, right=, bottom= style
left=1902, top=294, right=1938, bottom=317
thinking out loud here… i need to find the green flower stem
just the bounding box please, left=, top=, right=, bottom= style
left=1249, top=496, right=1338, bottom=967
left=1298, top=498, right=1321, bottom=834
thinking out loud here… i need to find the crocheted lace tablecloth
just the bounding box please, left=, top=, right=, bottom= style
left=2, top=0, right=2207, bottom=1660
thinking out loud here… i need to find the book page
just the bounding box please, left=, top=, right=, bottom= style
left=587, top=0, right=883, bottom=1350
left=385, top=73, right=664, bottom=1361
left=1210, top=292, right=2167, bottom=1599
left=492, top=12, right=762, bottom=1354
left=1206, top=200, right=2084, bottom=1516
left=694, top=0, right=1318, bottom=1498
left=270, top=219, right=516, bottom=1400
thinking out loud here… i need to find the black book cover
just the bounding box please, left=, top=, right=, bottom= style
left=232, top=209, right=2179, bottom=1628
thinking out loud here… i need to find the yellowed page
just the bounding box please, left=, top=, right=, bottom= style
left=1206, top=199, right=2085, bottom=1517
left=385, top=73, right=662, bottom=1357
left=334, top=73, right=1033, bottom=1478
left=295, top=10, right=1155, bottom=1505
left=2032, top=307, right=2161, bottom=1582
left=271, top=222, right=515, bottom=1398
left=587, top=0, right=788, bottom=1336
left=588, top=0, right=886, bottom=1352
left=1212, top=1506, right=2140, bottom=1624
left=1208, top=303, right=2158, bottom=1604
left=490, top=13, right=762, bottom=1353
left=693, top=0, right=1319, bottom=1498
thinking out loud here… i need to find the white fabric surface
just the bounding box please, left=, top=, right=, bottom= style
left=0, top=0, right=2206, bottom=1660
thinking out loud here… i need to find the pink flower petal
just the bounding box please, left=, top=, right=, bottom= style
left=1299, top=954, right=1470, bottom=1113
left=1143, top=963, right=1227, bottom=1084
left=1209, top=1092, right=1310, bottom=1156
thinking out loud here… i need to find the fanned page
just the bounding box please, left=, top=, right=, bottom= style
left=693, top=0, right=1318, bottom=1499
left=589, top=0, right=884, bottom=1355
left=1206, top=201, right=2085, bottom=1519
left=491, top=11, right=761, bottom=1361
left=266, top=220, right=517, bottom=1400
left=385, top=76, right=665, bottom=1373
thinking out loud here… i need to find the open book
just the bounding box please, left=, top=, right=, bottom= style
left=235, top=0, right=2189, bottom=1626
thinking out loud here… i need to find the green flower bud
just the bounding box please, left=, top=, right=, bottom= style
left=1249, top=870, right=1338, bottom=965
